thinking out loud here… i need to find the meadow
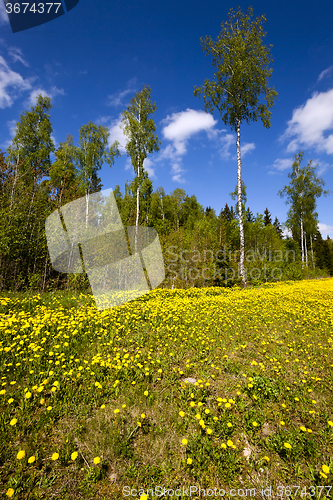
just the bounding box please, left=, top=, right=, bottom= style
left=1, top=278, right=333, bottom=499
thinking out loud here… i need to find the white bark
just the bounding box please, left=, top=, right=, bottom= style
left=236, top=117, right=246, bottom=287
left=310, top=233, right=315, bottom=269
left=300, top=212, right=304, bottom=269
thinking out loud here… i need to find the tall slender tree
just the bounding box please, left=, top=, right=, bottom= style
left=278, top=151, right=330, bottom=268
left=73, top=122, right=120, bottom=227
left=121, top=85, right=160, bottom=253
left=194, top=6, right=278, bottom=287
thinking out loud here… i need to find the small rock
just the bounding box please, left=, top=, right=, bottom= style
left=182, top=378, right=197, bottom=384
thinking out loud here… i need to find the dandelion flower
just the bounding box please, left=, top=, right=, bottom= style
left=221, top=443, right=227, bottom=448
left=322, top=465, right=330, bottom=474
left=179, top=411, right=185, bottom=417
left=300, top=426, right=307, bottom=432
left=141, top=414, right=145, bottom=419
left=181, top=438, right=188, bottom=445
left=140, top=495, right=148, bottom=500
left=6, top=488, right=14, bottom=497
left=328, top=421, right=333, bottom=427
left=17, top=450, right=25, bottom=460
left=263, top=456, right=270, bottom=462
left=10, top=418, right=17, bottom=426
left=252, top=422, right=258, bottom=427
left=51, top=453, right=59, bottom=460
left=227, top=440, right=233, bottom=447
left=93, top=456, right=100, bottom=464
left=71, top=452, right=78, bottom=461
left=187, top=458, right=193, bottom=464
left=114, top=409, right=120, bottom=414
left=206, top=428, right=212, bottom=434
left=284, top=443, right=292, bottom=449
left=144, top=391, right=148, bottom=396
left=28, top=456, right=35, bottom=464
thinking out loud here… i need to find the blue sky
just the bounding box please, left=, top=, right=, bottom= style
left=0, top=0, right=333, bottom=237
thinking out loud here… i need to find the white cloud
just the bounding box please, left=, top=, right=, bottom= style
left=241, top=142, right=255, bottom=156
left=27, top=85, right=64, bottom=106
left=106, top=78, right=137, bottom=107
left=318, top=222, right=333, bottom=239
left=0, top=1, right=9, bottom=25
left=161, top=108, right=217, bottom=182
left=107, top=115, right=128, bottom=152
left=317, top=66, right=333, bottom=83
left=268, top=157, right=293, bottom=174
left=8, top=47, right=29, bottom=67
left=280, top=88, right=333, bottom=155
left=0, top=55, right=32, bottom=108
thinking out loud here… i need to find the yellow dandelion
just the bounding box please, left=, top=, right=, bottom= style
left=221, top=443, right=227, bottom=449
left=320, top=472, right=328, bottom=479
left=187, top=458, right=193, bottom=464
left=100, top=404, right=105, bottom=409
left=328, top=421, right=333, bottom=427
left=10, top=418, right=17, bottom=426
left=322, top=465, right=330, bottom=474
left=252, top=422, right=259, bottom=427
left=300, top=426, right=307, bottom=432
left=51, top=453, right=59, bottom=460
left=206, top=428, right=212, bottom=434
left=71, top=452, right=78, bottom=461
left=114, top=409, right=120, bottom=414
left=263, top=456, right=270, bottom=462
left=140, top=495, right=148, bottom=500
left=6, top=488, right=14, bottom=497
left=227, top=440, right=233, bottom=447
left=46, top=406, right=52, bottom=411
left=28, top=456, right=35, bottom=464
left=284, top=443, right=292, bottom=449
left=179, top=411, right=185, bottom=417
left=181, top=438, right=188, bottom=445
left=141, top=413, right=145, bottom=419
left=93, top=456, right=100, bottom=464
left=17, top=450, right=25, bottom=460
left=144, top=390, right=148, bottom=396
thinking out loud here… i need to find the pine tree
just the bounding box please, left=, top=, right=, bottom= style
left=263, top=207, right=272, bottom=226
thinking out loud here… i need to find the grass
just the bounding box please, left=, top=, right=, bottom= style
left=0, top=278, right=333, bottom=499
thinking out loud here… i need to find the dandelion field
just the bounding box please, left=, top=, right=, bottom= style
left=1, top=278, right=333, bottom=499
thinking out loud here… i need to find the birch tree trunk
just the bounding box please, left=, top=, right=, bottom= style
left=304, top=230, right=308, bottom=269
left=310, top=233, right=315, bottom=269
left=236, top=117, right=246, bottom=287
left=300, top=211, right=304, bottom=269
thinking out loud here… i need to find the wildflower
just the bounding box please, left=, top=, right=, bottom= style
left=10, top=418, right=17, bottom=426
left=100, top=404, right=105, bottom=409
left=17, top=450, right=25, bottom=460
left=206, top=428, right=212, bottom=434
left=140, top=495, right=148, bottom=500
left=28, top=456, right=35, bottom=464
left=328, top=421, right=333, bottom=427
left=190, top=402, right=195, bottom=407
left=71, top=452, right=78, bottom=461
left=227, top=440, right=233, bottom=447
left=221, top=443, right=227, bottom=448
left=300, top=426, right=307, bottom=432
left=204, top=409, right=210, bottom=414
left=284, top=443, right=292, bottom=449
left=144, top=391, right=148, bottom=396
left=51, top=453, right=59, bottom=460
left=252, top=422, right=259, bottom=427
left=263, top=456, right=270, bottom=462
left=6, top=488, right=14, bottom=497
left=322, top=465, right=330, bottom=474
left=187, top=458, right=193, bottom=464
left=179, top=411, right=185, bottom=417
left=25, top=392, right=32, bottom=399
left=227, top=422, right=232, bottom=427
left=280, top=421, right=285, bottom=426
left=8, top=398, right=14, bottom=404
left=114, top=409, right=120, bottom=414
left=141, top=413, right=145, bottom=419
left=93, top=457, right=100, bottom=464
left=46, top=406, right=52, bottom=411
left=181, top=438, right=188, bottom=445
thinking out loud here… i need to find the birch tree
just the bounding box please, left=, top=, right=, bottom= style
left=74, top=122, right=120, bottom=228
left=278, top=151, right=330, bottom=269
left=121, top=85, right=160, bottom=253
left=194, top=6, right=278, bottom=287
